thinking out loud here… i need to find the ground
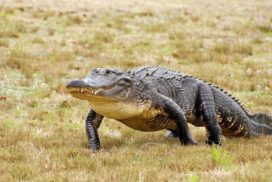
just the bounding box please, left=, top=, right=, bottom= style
left=0, top=0, right=272, bottom=181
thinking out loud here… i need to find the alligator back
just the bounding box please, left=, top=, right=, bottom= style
left=130, top=66, right=272, bottom=137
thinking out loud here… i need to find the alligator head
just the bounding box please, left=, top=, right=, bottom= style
left=66, top=68, right=150, bottom=120
left=66, top=68, right=133, bottom=102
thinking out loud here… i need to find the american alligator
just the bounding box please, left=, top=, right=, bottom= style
left=66, top=66, right=272, bottom=151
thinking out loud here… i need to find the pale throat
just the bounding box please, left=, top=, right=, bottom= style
left=87, top=97, right=145, bottom=120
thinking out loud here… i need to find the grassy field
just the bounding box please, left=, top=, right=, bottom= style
left=0, top=0, right=272, bottom=181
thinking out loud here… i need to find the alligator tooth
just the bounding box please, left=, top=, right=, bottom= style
left=95, top=89, right=101, bottom=95
left=95, top=89, right=103, bottom=95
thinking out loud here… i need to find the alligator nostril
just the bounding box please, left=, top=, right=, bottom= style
left=66, top=80, right=89, bottom=88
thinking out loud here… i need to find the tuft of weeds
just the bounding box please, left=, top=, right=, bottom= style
left=47, top=28, right=56, bottom=36
left=211, top=41, right=253, bottom=56
left=32, top=37, right=45, bottom=44
left=3, top=47, right=36, bottom=77
left=233, top=43, right=253, bottom=56
left=0, top=7, right=14, bottom=18
left=257, top=24, right=272, bottom=34
left=1, top=119, right=18, bottom=129
left=211, top=145, right=234, bottom=169
left=66, top=14, right=84, bottom=25
left=189, top=175, right=199, bottom=182
left=211, top=42, right=231, bottom=54
left=0, top=39, right=9, bottom=47
left=143, top=22, right=169, bottom=33
left=94, top=30, right=114, bottom=43
left=171, top=40, right=205, bottom=63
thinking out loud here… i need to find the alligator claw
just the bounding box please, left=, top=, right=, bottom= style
left=87, top=140, right=100, bottom=152
left=187, top=138, right=198, bottom=145
left=205, top=138, right=222, bottom=146
left=165, top=130, right=197, bottom=145
left=180, top=137, right=197, bottom=145
left=89, top=147, right=100, bottom=153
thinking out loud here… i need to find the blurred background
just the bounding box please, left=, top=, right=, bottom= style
left=0, top=0, right=271, bottom=181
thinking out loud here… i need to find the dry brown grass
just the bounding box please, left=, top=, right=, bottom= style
left=0, top=0, right=272, bottom=181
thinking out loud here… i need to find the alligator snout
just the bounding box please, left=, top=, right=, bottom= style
left=66, top=80, right=90, bottom=88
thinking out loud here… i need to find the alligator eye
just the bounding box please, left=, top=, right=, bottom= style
left=105, top=69, right=110, bottom=74
left=123, top=77, right=132, bottom=83
left=117, top=77, right=132, bottom=86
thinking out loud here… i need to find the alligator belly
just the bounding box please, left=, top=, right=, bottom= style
left=118, top=116, right=177, bottom=131
left=186, top=113, right=204, bottom=127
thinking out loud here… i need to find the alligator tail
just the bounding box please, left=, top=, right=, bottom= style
left=249, top=113, right=272, bottom=135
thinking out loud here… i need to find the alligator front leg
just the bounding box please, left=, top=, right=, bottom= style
left=160, top=94, right=197, bottom=145
left=198, top=83, right=222, bottom=145
left=85, top=109, right=104, bottom=151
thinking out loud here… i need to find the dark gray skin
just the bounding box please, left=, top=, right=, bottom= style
left=67, top=66, right=272, bottom=151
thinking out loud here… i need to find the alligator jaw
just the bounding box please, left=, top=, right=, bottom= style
left=68, top=87, right=96, bottom=95
left=67, top=86, right=118, bottom=102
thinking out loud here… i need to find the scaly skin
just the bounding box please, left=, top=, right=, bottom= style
left=67, top=66, right=272, bottom=151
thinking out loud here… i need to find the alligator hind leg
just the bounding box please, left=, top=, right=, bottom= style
left=85, top=109, right=104, bottom=151
left=198, top=83, right=222, bottom=145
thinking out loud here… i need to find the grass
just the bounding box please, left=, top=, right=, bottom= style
left=0, top=0, right=272, bottom=181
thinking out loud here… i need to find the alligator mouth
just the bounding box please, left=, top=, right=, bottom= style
left=68, top=87, right=96, bottom=94
left=68, top=87, right=119, bottom=102
left=68, top=87, right=104, bottom=96
left=66, top=80, right=117, bottom=101
left=66, top=78, right=132, bottom=101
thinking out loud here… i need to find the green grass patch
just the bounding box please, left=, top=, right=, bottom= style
left=211, top=145, right=234, bottom=169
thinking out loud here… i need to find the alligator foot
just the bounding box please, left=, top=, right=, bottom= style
left=205, top=136, right=222, bottom=146
left=164, top=130, right=197, bottom=145
left=164, top=130, right=178, bottom=138
left=182, top=137, right=198, bottom=145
